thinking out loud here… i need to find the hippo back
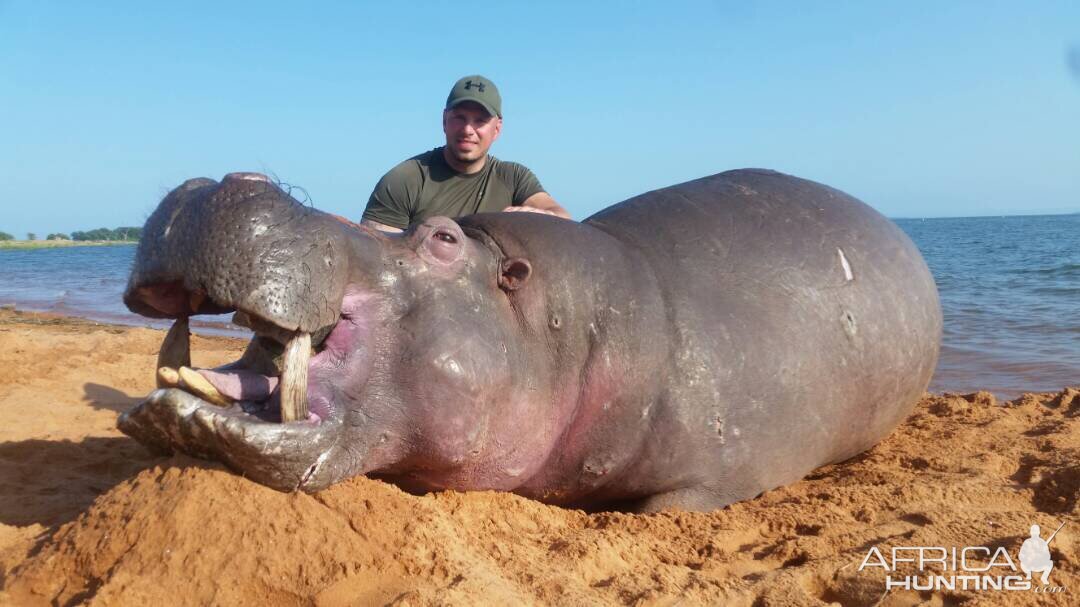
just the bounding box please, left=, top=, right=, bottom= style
left=585, top=169, right=941, bottom=498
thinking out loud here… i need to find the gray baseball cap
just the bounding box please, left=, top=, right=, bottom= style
left=445, top=75, right=502, bottom=118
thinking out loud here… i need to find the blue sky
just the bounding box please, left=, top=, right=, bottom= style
left=2, top=1, right=1078, bottom=237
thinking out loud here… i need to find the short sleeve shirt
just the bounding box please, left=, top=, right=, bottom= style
left=362, top=147, right=545, bottom=229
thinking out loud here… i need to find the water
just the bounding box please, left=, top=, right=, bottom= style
left=895, top=214, right=1080, bottom=397
left=0, top=245, right=247, bottom=337
left=0, top=216, right=1078, bottom=397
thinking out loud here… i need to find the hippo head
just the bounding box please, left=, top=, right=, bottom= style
left=119, top=173, right=566, bottom=493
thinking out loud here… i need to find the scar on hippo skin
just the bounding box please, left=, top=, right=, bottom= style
left=842, top=310, right=858, bottom=338
left=119, top=168, right=941, bottom=512
left=837, top=247, right=854, bottom=282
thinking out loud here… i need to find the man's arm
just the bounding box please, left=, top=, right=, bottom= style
left=500, top=162, right=572, bottom=219
left=361, top=218, right=404, bottom=233
left=361, top=158, right=421, bottom=231
left=331, top=213, right=402, bottom=234
left=503, top=192, right=572, bottom=219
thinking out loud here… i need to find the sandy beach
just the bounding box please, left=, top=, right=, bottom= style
left=0, top=307, right=1077, bottom=605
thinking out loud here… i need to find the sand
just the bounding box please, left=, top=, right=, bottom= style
left=0, top=308, right=1077, bottom=606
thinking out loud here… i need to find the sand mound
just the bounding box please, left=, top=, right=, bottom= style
left=1, top=310, right=1078, bottom=605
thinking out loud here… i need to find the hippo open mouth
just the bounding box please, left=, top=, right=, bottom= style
left=119, top=288, right=380, bottom=490
left=136, top=290, right=372, bottom=426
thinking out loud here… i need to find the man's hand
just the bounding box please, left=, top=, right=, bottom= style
left=505, top=192, right=572, bottom=219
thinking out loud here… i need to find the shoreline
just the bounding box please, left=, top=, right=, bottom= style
left=0, top=240, right=137, bottom=250
left=0, top=303, right=250, bottom=338
left=0, top=306, right=242, bottom=337
left=1, top=305, right=1070, bottom=399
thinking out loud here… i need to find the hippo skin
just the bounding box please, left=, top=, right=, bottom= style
left=119, top=169, right=941, bottom=512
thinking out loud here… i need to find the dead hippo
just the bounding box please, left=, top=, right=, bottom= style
left=119, top=168, right=941, bottom=512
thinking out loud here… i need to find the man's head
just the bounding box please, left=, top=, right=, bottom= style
left=442, top=75, right=503, bottom=170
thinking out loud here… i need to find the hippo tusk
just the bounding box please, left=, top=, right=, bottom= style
left=177, top=366, right=233, bottom=407
left=156, top=318, right=191, bottom=385
left=157, top=366, right=181, bottom=388
left=279, top=332, right=311, bottom=422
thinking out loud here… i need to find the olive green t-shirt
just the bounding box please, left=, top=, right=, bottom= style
left=362, top=147, right=545, bottom=229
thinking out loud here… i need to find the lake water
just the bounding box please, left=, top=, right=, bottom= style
left=1, top=215, right=1077, bottom=398
left=895, top=214, right=1079, bottom=397
left=0, top=245, right=247, bottom=338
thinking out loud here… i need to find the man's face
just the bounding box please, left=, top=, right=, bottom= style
left=442, top=101, right=502, bottom=164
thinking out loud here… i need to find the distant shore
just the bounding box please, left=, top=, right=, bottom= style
left=0, top=240, right=138, bottom=250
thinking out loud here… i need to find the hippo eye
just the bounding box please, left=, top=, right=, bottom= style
left=419, top=227, right=464, bottom=265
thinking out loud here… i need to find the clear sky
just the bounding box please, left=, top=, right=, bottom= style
left=2, top=1, right=1078, bottom=237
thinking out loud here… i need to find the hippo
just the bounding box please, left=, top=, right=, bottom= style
left=118, top=168, right=941, bottom=512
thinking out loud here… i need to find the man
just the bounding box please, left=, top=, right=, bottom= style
left=361, top=75, right=570, bottom=232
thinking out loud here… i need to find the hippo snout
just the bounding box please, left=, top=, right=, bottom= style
left=123, top=173, right=365, bottom=333
left=118, top=174, right=392, bottom=491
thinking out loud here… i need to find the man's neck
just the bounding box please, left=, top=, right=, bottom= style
left=442, top=147, right=487, bottom=174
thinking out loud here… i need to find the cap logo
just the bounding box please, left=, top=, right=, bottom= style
left=464, top=80, right=486, bottom=92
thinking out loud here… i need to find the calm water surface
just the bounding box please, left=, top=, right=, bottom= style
left=0, top=215, right=1077, bottom=398
left=0, top=245, right=246, bottom=337
left=895, top=214, right=1079, bottom=397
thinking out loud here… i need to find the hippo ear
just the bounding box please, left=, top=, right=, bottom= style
left=499, top=258, right=532, bottom=291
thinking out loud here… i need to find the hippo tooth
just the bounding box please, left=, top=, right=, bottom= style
left=156, top=317, right=191, bottom=380
left=157, top=366, right=180, bottom=388
left=279, top=332, right=311, bottom=423
left=177, top=366, right=233, bottom=407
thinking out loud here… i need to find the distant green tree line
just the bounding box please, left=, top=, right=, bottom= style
left=70, top=227, right=143, bottom=241
left=0, top=227, right=141, bottom=241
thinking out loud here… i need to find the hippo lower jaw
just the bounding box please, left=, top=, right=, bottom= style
left=118, top=295, right=378, bottom=492
left=118, top=389, right=340, bottom=491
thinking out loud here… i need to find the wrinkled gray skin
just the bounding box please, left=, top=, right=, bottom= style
left=119, top=169, right=941, bottom=512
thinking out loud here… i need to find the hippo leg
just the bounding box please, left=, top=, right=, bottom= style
left=630, top=482, right=741, bottom=513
